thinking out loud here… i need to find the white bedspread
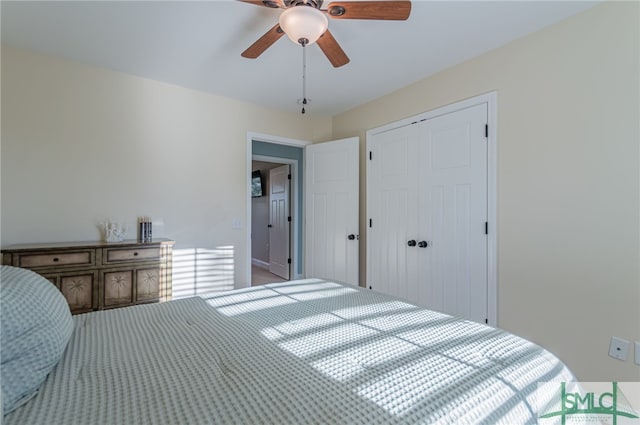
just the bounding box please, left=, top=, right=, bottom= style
left=5, top=279, right=574, bottom=424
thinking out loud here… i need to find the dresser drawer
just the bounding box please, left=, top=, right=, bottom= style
left=104, top=247, right=161, bottom=263
left=18, top=251, right=94, bottom=268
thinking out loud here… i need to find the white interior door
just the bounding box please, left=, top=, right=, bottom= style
left=269, top=164, right=290, bottom=279
left=305, top=137, right=359, bottom=285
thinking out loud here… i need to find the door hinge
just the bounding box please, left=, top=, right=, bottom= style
left=369, top=151, right=372, bottom=160
left=369, top=218, right=372, bottom=228
left=288, top=173, right=291, bottom=180
left=288, top=216, right=292, bottom=222
left=485, top=124, right=488, bottom=138
left=485, top=222, right=488, bottom=235
left=288, top=258, right=291, bottom=264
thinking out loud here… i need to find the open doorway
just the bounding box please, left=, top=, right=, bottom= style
left=246, top=134, right=310, bottom=287
left=251, top=160, right=291, bottom=286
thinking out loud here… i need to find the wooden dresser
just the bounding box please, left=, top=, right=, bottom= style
left=2, top=239, right=174, bottom=314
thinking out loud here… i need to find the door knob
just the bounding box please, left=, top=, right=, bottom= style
left=418, top=241, right=429, bottom=248
left=268, top=224, right=273, bottom=228
left=348, top=234, right=356, bottom=240
left=407, top=240, right=417, bottom=247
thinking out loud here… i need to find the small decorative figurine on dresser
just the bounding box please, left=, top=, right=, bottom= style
left=99, top=220, right=127, bottom=242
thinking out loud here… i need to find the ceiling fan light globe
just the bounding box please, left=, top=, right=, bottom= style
left=279, top=6, right=328, bottom=46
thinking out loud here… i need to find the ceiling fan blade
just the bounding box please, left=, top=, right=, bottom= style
left=317, top=30, right=350, bottom=68
left=326, top=1, right=411, bottom=20
left=237, top=0, right=285, bottom=8
left=241, top=24, right=285, bottom=59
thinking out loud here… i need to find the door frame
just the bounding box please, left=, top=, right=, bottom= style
left=256, top=159, right=294, bottom=278
left=365, top=92, right=497, bottom=326
left=246, top=132, right=311, bottom=287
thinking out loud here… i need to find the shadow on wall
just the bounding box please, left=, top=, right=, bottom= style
left=172, top=247, right=234, bottom=298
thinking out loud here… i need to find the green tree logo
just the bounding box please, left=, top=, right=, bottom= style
left=539, top=382, right=639, bottom=425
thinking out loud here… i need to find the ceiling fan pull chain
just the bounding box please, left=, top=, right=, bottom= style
left=301, top=41, right=307, bottom=114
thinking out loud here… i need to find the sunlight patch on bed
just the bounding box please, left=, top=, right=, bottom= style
left=211, top=294, right=297, bottom=316
left=206, top=286, right=278, bottom=308
left=357, top=355, right=477, bottom=416
left=331, top=301, right=417, bottom=320
left=275, top=313, right=343, bottom=335
left=397, top=322, right=492, bottom=351
left=287, top=287, right=357, bottom=301
left=261, top=313, right=343, bottom=341
left=268, top=281, right=342, bottom=294
left=312, top=337, right=420, bottom=382
left=261, top=327, right=284, bottom=340
left=279, top=323, right=378, bottom=357
left=359, top=309, right=453, bottom=332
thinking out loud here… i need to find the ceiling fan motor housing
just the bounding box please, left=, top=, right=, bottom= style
left=287, top=0, right=323, bottom=8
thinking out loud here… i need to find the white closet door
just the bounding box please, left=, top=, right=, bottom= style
left=417, top=103, right=487, bottom=323
left=367, top=103, right=488, bottom=324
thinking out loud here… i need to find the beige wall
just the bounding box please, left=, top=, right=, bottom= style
left=332, top=1, right=640, bottom=381
left=1, top=46, right=332, bottom=292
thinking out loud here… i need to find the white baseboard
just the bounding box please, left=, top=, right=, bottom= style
left=251, top=258, right=269, bottom=269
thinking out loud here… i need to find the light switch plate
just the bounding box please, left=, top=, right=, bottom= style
left=609, top=336, right=630, bottom=361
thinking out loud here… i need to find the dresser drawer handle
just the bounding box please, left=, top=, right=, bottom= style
left=133, top=252, right=138, bottom=256
left=53, top=257, right=59, bottom=262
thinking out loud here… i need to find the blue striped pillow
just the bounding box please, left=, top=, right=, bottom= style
left=1, top=266, right=73, bottom=416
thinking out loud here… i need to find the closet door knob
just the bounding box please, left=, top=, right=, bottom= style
left=348, top=234, right=356, bottom=240
left=407, top=240, right=417, bottom=247
left=418, top=241, right=428, bottom=248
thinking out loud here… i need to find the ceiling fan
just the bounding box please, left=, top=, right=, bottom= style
left=240, top=0, right=412, bottom=68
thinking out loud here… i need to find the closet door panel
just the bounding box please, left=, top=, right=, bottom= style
left=367, top=125, right=419, bottom=299
left=418, top=103, right=488, bottom=323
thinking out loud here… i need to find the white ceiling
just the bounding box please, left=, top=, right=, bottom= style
left=1, top=0, right=599, bottom=116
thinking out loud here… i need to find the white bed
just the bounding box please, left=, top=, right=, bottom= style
left=2, top=267, right=574, bottom=424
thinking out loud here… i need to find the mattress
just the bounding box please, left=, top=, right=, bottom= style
left=4, top=278, right=574, bottom=424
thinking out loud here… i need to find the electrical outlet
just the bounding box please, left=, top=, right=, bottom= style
left=635, top=341, right=640, bottom=366
left=609, top=337, right=630, bottom=361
